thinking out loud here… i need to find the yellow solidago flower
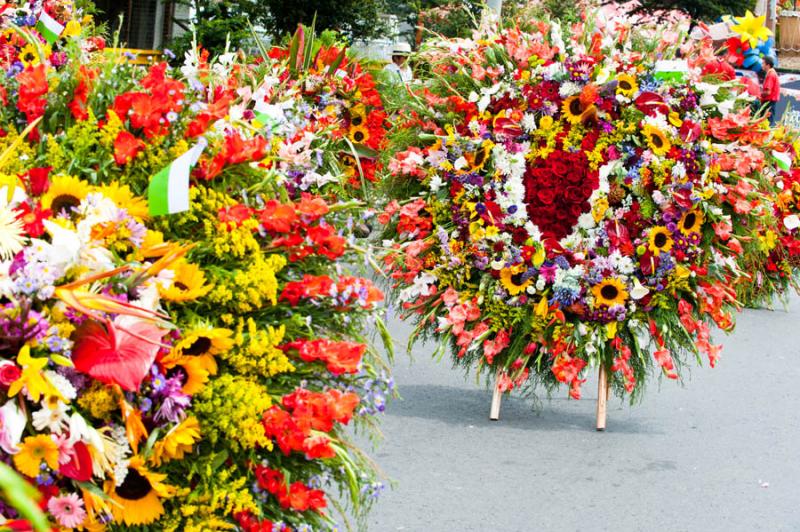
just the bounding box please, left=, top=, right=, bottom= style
left=228, top=320, right=293, bottom=377
left=150, top=417, right=201, bottom=467
left=591, top=278, right=629, bottom=307
left=42, top=175, right=91, bottom=214
left=78, top=381, right=117, bottom=420
left=160, top=260, right=213, bottom=302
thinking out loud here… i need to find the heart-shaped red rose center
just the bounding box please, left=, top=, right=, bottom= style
left=523, top=148, right=599, bottom=241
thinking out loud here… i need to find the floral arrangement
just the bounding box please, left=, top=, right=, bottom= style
left=0, top=2, right=392, bottom=531
left=380, top=16, right=800, bottom=401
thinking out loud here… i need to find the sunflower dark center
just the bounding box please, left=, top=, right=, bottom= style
left=183, top=336, right=212, bottom=356
left=116, top=469, right=152, bottom=500
left=473, top=148, right=487, bottom=167
left=350, top=115, right=364, bottom=126
left=353, top=131, right=365, bottom=142
left=682, top=213, right=696, bottom=230
left=511, top=272, right=526, bottom=286
left=600, top=284, right=619, bottom=300
left=654, top=232, right=668, bottom=247
left=569, top=98, right=583, bottom=115
left=619, top=80, right=632, bottom=91
left=174, top=282, right=189, bottom=291
left=650, top=133, right=663, bottom=148
left=50, top=195, right=81, bottom=214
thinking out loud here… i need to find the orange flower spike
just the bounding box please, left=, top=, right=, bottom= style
left=118, top=394, right=148, bottom=453
left=144, top=243, right=195, bottom=277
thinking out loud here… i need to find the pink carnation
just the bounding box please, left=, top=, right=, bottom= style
left=48, top=492, right=87, bottom=529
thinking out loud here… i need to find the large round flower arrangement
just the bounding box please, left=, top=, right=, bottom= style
left=0, top=2, right=392, bottom=531
left=380, top=17, right=800, bottom=400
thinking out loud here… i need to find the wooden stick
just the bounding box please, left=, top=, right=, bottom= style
left=596, top=365, right=608, bottom=431
left=489, top=371, right=502, bottom=421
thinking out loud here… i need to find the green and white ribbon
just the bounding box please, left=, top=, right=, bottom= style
left=772, top=150, right=792, bottom=172
left=148, top=139, right=207, bottom=216
left=654, top=60, right=689, bottom=83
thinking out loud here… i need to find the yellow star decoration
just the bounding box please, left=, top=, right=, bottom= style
left=731, top=10, right=773, bottom=48
left=7, top=345, right=61, bottom=402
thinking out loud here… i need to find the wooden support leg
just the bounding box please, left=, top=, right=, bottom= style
left=596, top=365, right=609, bottom=431
left=489, top=373, right=502, bottom=421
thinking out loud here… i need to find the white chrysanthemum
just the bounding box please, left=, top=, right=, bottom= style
left=578, top=212, right=596, bottom=230
left=32, top=401, right=70, bottom=434
left=0, top=202, right=25, bottom=261
left=44, top=370, right=77, bottom=402
left=521, top=113, right=538, bottom=133
left=559, top=81, right=582, bottom=99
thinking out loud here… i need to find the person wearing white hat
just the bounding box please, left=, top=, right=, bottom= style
left=384, top=42, right=413, bottom=83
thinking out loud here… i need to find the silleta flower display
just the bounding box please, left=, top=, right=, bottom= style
left=0, top=1, right=392, bottom=530
left=381, top=17, right=800, bottom=402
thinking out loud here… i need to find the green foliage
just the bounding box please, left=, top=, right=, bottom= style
left=0, top=462, right=48, bottom=532
left=260, top=0, right=389, bottom=41
left=603, top=0, right=757, bottom=22
left=166, top=1, right=251, bottom=64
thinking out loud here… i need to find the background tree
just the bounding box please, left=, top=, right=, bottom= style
left=260, top=0, right=389, bottom=41
left=603, top=0, right=757, bottom=23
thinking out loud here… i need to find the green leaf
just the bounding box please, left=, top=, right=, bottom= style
left=0, top=463, right=49, bottom=532
left=49, top=354, right=74, bottom=367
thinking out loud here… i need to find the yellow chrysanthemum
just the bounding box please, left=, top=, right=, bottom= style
left=678, top=209, right=704, bottom=236
left=14, top=435, right=60, bottom=477
left=591, top=278, right=629, bottom=307
left=642, top=124, right=671, bottom=156
left=500, top=266, right=532, bottom=296
left=42, top=175, right=91, bottom=214
left=98, top=182, right=149, bottom=220
left=648, top=226, right=674, bottom=254
left=160, top=260, right=212, bottom=302
left=348, top=125, right=370, bottom=144
left=616, top=73, right=638, bottom=97
left=107, top=457, right=173, bottom=526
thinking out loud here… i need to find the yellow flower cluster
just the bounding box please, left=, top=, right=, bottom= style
left=193, top=375, right=272, bottom=452
left=164, top=470, right=258, bottom=531
left=77, top=382, right=117, bottom=420
left=0, top=128, right=36, bottom=175
left=226, top=319, right=294, bottom=377
left=208, top=254, right=286, bottom=313
left=208, top=219, right=261, bottom=260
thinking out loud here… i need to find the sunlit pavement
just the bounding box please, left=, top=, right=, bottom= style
left=366, top=295, right=800, bottom=531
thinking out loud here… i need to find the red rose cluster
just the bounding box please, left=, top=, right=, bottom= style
left=523, top=148, right=599, bottom=241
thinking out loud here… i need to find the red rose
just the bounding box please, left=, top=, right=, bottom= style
left=0, top=361, right=21, bottom=386
left=537, top=187, right=555, bottom=205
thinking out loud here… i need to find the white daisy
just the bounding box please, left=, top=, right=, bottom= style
left=0, top=201, right=25, bottom=261
left=32, top=401, right=70, bottom=434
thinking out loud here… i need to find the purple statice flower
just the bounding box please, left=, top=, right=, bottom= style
left=154, top=375, right=191, bottom=423
left=163, top=48, right=176, bottom=60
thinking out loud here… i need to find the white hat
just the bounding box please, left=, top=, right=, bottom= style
left=392, top=42, right=412, bottom=56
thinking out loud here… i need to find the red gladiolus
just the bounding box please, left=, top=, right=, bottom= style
left=16, top=64, right=48, bottom=123
left=282, top=338, right=366, bottom=375
left=24, top=167, right=51, bottom=196
left=259, top=200, right=297, bottom=233
left=653, top=348, right=678, bottom=379
left=113, top=131, right=144, bottom=165
left=71, top=318, right=165, bottom=392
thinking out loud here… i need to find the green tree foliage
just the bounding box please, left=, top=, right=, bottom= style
left=604, top=0, right=757, bottom=22
left=261, top=0, right=389, bottom=41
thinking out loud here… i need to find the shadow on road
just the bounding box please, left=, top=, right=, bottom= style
left=388, top=384, right=661, bottom=435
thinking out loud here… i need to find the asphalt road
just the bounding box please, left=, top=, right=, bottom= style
left=365, top=295, right=800, bottom=532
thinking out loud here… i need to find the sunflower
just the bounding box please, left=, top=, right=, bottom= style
left=42, top=175, right=91, bottom=214
left=0, top=201, right=25, bottom=260
left=107, top=457, right=172, bottom=526
left=348, top=125, right=370, bottom=144
left=616, top=73, right=638, bottom=97
left=349, top=105, right=367, bottom=127
left=561, top=95, right=596, bottom=125
left=159, top=260, right=213, bottom=302
left=465, top=141, right=493, bottom=172
left=173, top=326, right=234, bottom=358
left=648, top=226, right=674, bottom=254
left=18, top=43, right=40, bottom=68
left=642, top=124, right=671, bottom=156
left=98, top=182, right=149, bottom=219
left=500, top=266, right=532, bottom=296
left=591, top=278, right=629, bottom=307
left=678, top=209, right=704, bottom=236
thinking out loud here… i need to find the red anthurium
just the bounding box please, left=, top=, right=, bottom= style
left=633, top=91, right=669, bottom=117
left=59, top=441, right=93, bottom=482
left=71, top=318, right=165, bottom=392
left=113, top=131, right=144, bottom=165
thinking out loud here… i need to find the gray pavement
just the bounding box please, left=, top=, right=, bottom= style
left=365, top=295, right=800, bottom=532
